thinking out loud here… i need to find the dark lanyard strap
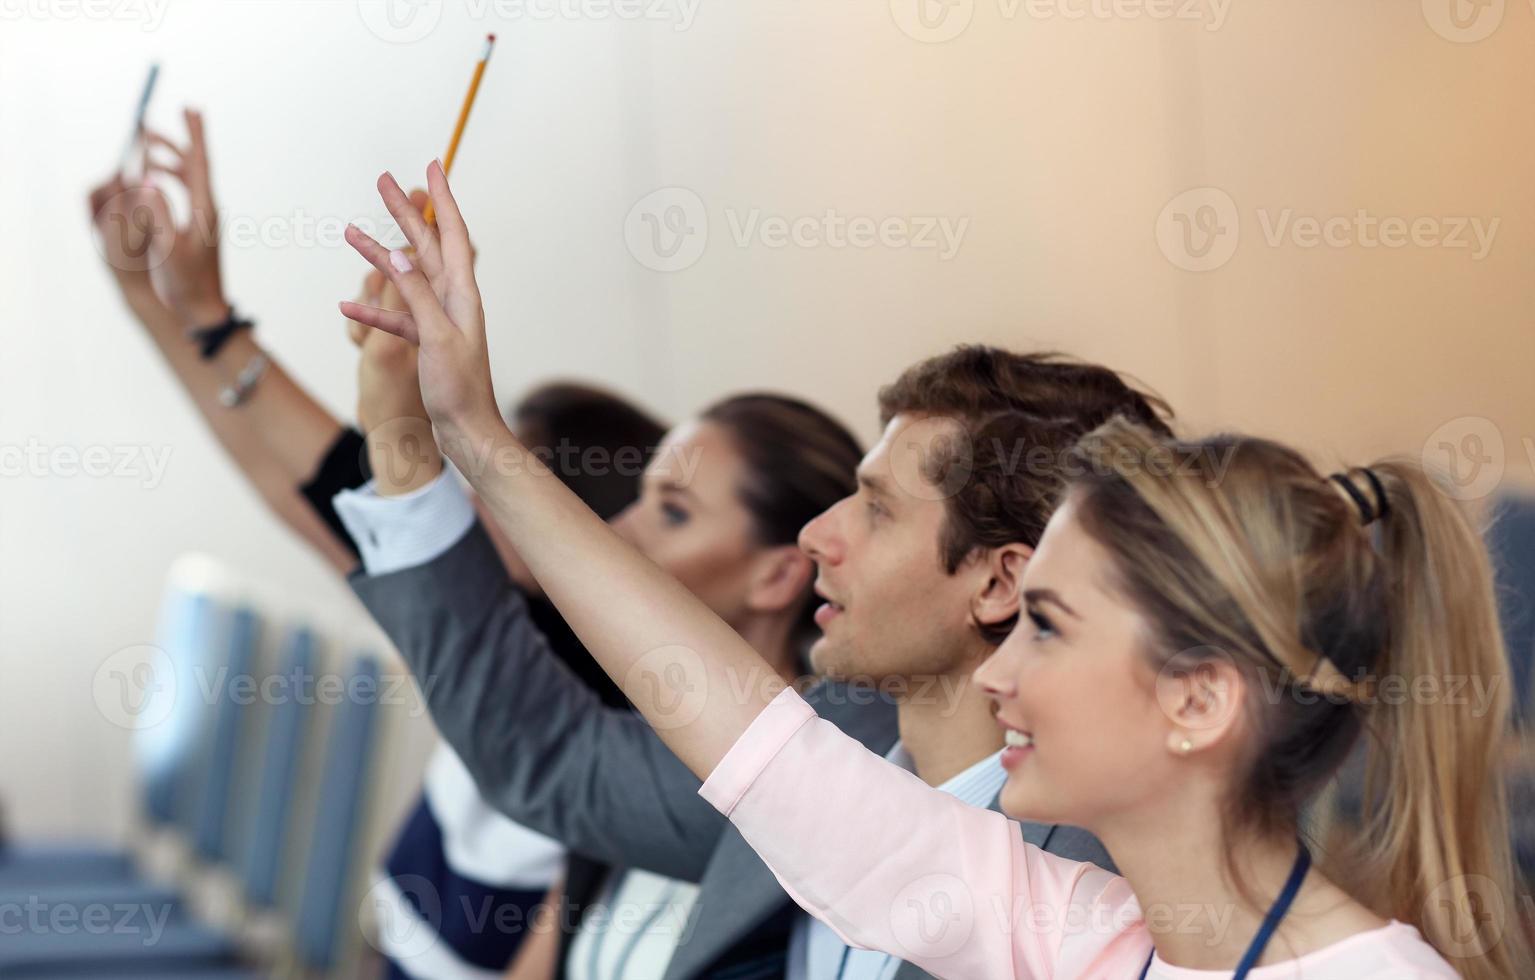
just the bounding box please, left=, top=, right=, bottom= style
left=1138, top=842, right=1311, bottom=979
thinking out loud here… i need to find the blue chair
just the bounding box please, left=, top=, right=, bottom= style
left=240, top=627, right=317, bottom=911
left=292, top=653, right=383, bottom=972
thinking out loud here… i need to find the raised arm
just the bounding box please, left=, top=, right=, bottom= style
left=130, top=109, right=344, bottom=486
left=342, top=164, right=780, bottom=777
left=88, top=158, right=354, bottom=573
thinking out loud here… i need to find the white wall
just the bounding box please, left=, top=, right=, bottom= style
left=2, top=0, right=1532, bottom=840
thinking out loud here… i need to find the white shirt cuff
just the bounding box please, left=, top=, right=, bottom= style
left=333, top=469, right=476, bottom=576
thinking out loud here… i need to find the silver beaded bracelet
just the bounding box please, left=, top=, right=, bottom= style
left=219, top=352, right=269, bottom=408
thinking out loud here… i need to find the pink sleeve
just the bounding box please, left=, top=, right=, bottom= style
left=700, top=687, right=1143, bottom=979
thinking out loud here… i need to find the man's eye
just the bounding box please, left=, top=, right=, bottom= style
left=662, top=503, right=690, bottom=526
left=866, top=500, right=886, bottom=521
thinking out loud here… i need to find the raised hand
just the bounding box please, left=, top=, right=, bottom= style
left=340, top=163, right=501, bottom=451
left=87, top=173, right=164, bottom=295
left=140, top=108, right=229, bottom=326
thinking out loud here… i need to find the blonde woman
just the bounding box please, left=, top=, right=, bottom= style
left=341, top=164, right=1528, bottom=979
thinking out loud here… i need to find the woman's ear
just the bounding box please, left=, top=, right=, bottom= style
left=971, top=543, right=1033, bottom=631
left=746, top=545, right=816, bottom=616
left=1155, top=651, right=1246, bottom=757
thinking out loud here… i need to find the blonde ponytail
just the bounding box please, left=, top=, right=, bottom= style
left=1348, top=461, right=1530, bottom=980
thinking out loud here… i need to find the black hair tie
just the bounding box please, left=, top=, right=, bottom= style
left=1330, top=470, right=1386, bottom=526
left=1359, top=467, right=1390, bottom=521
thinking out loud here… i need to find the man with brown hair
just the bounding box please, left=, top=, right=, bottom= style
left=344, top=344, right=1172, bottom=979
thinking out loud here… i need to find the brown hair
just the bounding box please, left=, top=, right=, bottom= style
left=511, top=382, right=668, bottom=521
left=877, top=346, right=1173, bottom=643
left=1066, top=418, right=1530, bottom=980
left=702, top=394, right=862, bottom=652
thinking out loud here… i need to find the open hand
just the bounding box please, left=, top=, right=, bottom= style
left=340, top=163, right=500, bottom=451
left=140, top=108, right=229, bottom=326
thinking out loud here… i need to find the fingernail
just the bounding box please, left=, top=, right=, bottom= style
left=389, top=250, right=414, bottom=274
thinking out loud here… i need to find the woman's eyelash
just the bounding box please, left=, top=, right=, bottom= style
left=1027, top=608, right=1055, bottom=636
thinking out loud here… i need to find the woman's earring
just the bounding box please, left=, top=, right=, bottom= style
left=1178, top=737, right=1193, bottom=754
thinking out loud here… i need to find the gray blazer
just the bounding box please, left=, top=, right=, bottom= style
left=352, top=522, right=1113, bottom=979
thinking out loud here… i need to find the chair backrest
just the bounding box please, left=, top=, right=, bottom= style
left=292, top=653, right=383, bottom=971
left=137, top=590, right=226, bottom=832
left=191, top=607, right=262, bottom=862
left=1489, top=493, right=1535, bottom=725
left=240, top=626, right=318, bottom=909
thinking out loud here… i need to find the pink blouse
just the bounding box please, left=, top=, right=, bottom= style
left=699, top=688, right=1459, bottom=979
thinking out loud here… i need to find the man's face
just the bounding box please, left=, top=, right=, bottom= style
left=798, top=413, right=987, bottom=683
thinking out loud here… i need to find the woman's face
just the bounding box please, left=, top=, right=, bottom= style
left=974, top=494, right=1181, bottom=831
left=611, top=418, right=766, bottom=627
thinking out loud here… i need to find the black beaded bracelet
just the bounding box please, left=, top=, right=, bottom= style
left=187, top=307, right=255, bottom=361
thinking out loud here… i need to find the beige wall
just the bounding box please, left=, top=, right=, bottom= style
left=1, top=0, right=1531, bottom=839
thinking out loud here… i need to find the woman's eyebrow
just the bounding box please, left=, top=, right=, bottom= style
left=659, top=480, right=703, bottom=503
left=1023, top=588, right=1081, bottom=619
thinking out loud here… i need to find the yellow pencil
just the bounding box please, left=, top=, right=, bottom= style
left=424, top=34, right=496, bottom=225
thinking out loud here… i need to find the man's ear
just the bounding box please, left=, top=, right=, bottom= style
left=971, top=542, right=1032, bottom=630
left=747, top=545, right=816, bottom=616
